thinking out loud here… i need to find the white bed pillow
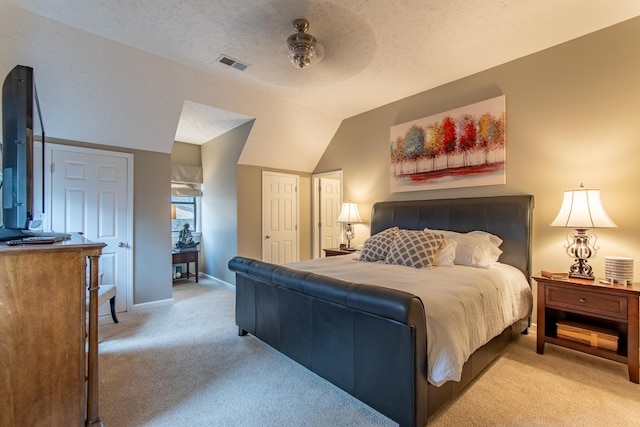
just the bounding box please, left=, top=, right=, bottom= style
left=454, top=233, right=502, bottom=268
left=359, top=227, right=399, bottom=262
left=424, top=228, right=503, bottom=269
left=468, top=230, right=503, bottom=247
left=384, top=230, right=444, bottom=269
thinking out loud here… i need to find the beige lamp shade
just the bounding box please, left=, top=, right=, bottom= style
left=337, top=202, right=363, bottom=224
left=171, top=205, right=177, bottom=220
left=550, top=184, right=616, bottom=229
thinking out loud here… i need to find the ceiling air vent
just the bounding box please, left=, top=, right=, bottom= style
left=217, top=55, right=249, bottom=71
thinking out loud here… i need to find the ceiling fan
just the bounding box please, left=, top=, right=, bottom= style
left=285, top=18, right=325, bottom=69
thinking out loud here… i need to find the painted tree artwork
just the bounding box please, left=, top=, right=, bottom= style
left=390, top=95, right=506, bottom=192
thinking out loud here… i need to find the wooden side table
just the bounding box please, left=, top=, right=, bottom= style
left=533, top=273, right=640, bottom=383
left=323, top=247, right=357, bottom=257
left=172, top=250, right=199, bottom=282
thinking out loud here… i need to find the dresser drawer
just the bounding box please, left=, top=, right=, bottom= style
left=546, top=285, right=627, bottom=320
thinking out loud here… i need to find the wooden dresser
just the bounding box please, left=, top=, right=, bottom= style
left=0, top=234, right=106, bottom=426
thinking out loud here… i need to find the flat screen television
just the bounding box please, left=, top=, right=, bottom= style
left=0, top=65, right=44, bottom=241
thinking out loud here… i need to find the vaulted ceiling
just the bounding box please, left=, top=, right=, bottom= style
left=2, top=1, right=640, bottom=171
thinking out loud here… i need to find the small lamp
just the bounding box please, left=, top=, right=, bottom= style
left=171, top=205, right=177, bottom=220
left=550, top=183, right=617, bottom=279
left=336, top=202, right=363, bottom=249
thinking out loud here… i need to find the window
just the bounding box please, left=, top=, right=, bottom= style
left=170, top=163, right=203, bottom=233
left=171, top=196, right=198, bottom=232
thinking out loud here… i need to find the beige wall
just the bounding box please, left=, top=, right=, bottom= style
left=172, top=141, right=202, bottom=166
left=201, top=122, right=252, bottom=284
left=237, top=165, right=312, bottom=262
left=314, top=17, right=640, bottom=322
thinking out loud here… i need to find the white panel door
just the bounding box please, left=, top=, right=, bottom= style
left=262, top=171, right=298, bottom=264
left=46, top=144, right=133, bottom=313
left=319, top=177, right=342, bottom=255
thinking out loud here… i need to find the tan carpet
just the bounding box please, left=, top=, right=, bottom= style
left=429, top=329, right=640, bottom=426
left=98, top=279, right=640, bottom=427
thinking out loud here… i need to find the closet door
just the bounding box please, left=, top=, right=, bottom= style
left=262, top=171, right=299, bottom=264
left=46, top=143, right=133, bottom=312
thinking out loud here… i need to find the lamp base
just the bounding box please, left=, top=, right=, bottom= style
left=342, top=240, right=352, bottom=249
left=343, top=223, right=355, bottom=249
left=568, top=257, right=595, bottom=280
left=564, top=231, right=597, bottom=280
left=569, top=272, right=595, bottom=280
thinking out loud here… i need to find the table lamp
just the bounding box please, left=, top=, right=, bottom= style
left=337, top=202, right=363, bottom=249
left=550, top=183, right=617, bottom=279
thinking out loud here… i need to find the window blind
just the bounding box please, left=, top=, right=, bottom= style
left=171, top=163, right=203, bottom=197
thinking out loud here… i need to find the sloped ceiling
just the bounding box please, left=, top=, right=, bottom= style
left=174, top=101, right=253, bottom=145
left=2, top=1, right=640, bottom=172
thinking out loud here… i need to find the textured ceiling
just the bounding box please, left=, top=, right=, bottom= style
left=174, top=101, right=253, bottom=145
left=4, top=0, right=640, bottom=147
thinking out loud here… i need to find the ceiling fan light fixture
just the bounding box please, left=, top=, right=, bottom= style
left=286, top=19, right=324, bottom=69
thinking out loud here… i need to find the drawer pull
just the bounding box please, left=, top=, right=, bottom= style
left=579, top=298, right=587, bottom=303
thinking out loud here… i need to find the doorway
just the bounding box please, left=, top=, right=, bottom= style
left=312, top=170, right=343, bottom=258
left=45, top=143, right=133, bottom=313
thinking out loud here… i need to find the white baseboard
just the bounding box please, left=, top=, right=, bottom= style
left=132, top=298, right=174, bottom=311
left=200, top=273, right=235, bottom=290
left=129, top=275, right=234, bottom=312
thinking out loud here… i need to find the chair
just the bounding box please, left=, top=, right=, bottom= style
left=86, top=273, right=119, bottom=323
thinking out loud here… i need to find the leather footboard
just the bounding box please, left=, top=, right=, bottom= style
left=229, top=256, right=429, bottom=427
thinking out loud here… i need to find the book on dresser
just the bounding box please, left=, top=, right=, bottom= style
left=540, top=270, right=569, bottom=280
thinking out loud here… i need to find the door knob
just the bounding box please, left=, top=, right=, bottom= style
left=265, top=235, right=271, bottom=239
left=118, top=242, right=129, bottom=248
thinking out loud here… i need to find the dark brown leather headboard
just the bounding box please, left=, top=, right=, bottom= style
left=370, top=195, right=534, bottom=279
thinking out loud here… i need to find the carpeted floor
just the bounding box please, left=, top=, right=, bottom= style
left=98, top=279, right=640, bottom=426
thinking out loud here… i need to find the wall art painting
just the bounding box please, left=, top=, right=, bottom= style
left=390, top=95, right=506, bottom=192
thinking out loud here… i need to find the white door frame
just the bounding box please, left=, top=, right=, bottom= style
left=44, top=143, right=134, bottom=311
left=312, top=170, right=343, bottom=259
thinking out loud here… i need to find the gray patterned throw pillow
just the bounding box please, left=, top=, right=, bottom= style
left=384, top=230, right=444, bottom=269
left=359, top=227, right=399, bottom=262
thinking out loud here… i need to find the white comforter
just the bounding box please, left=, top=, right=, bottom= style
left=285, top=256, right=533, bottom=386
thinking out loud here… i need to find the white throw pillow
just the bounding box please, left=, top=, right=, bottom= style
left=433, top=238, right=457, bottom=267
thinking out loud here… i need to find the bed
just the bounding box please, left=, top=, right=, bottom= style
left=228, top=195, right=534, bottom=427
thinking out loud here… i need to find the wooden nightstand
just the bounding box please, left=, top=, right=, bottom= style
left=323, top=247, right=357, bottom=257
left=172, top=249, right=199, bottom=282
left=533, top=273, right=640, bottom=383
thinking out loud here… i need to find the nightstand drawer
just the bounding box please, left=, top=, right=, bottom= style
left=173, top=251, right=197, bottom=263
left=546, top=285, right=628, bottom=320
left=182, top=251, right=198, bottom=262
